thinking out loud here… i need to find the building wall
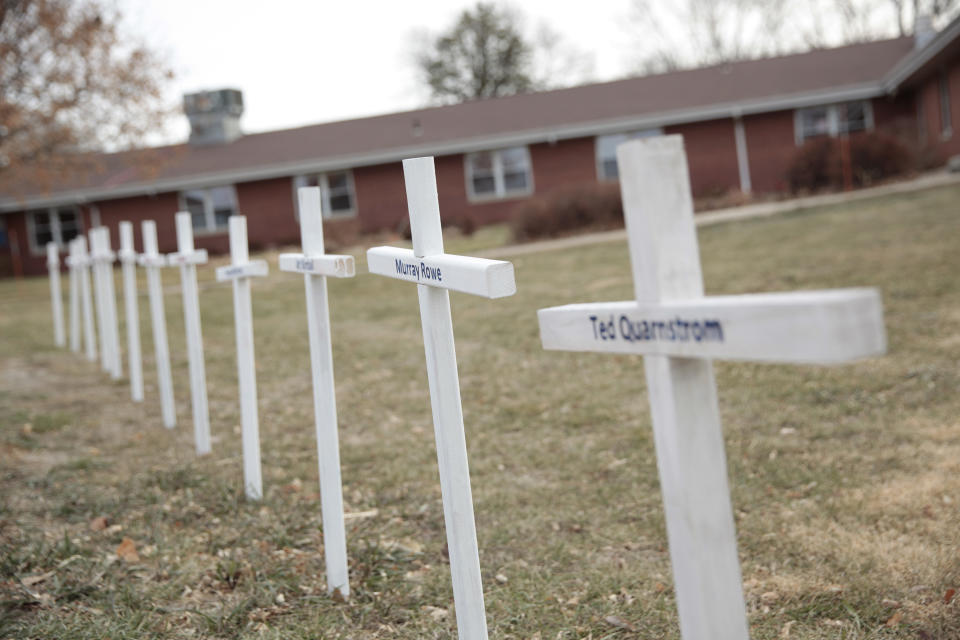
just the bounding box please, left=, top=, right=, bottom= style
left=743, top=111, right=797, bottom=193
left=665, top=118, right=741, bottom=197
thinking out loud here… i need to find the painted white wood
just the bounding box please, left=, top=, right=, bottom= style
left=223, top=215, right=266, bottom=500
left=366, top=247, right=516, bottom=299
left=535, top=135, right=887, bottom=640
left=276, top=186, right=351, bottom=599
left=92, top=228, right=123, bottom=380
left=733, top=116, right=752, bottom=194
left=67, top=239, right=81, bottom=353
left=119, top=222, right=144, bottom=402
left=538, top=289, right=885, bottom=364
left=46, top=243, right=65, bottom=347
left=88, top=229, right=111, bottom=374
left=277, top=253, right=354, bottom=278
left=141, top=221, right=176, bottom=428
left=170, top=212, right=211, bottom=456
left=74, top=236, right=98, bottom=362
left=365, top=157, right=516, bottom=640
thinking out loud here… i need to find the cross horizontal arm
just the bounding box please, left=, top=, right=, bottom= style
left=538, top=288, right=886, bottom=364
left=278, top=253, right=355, bottom=278
left=215, top=260, right=269, bottom=282
left=118, top=250, right=138, bottom=264
left=138, top=254, right=169, bottom=268
left=167, top=250, right=208, bottom=266
left=90, top=249, right=116, bottom=263
left=367, top=246, right=516, bottom=299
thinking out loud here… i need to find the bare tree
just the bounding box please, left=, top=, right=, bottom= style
left=0, top=0, right=173, bottom=185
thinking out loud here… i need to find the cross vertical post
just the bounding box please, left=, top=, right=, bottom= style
left=367, top=156, right=517, bottom=640
left=168, top=212, right=211, bottom=455
left=140, top=221, right=176, bottom=428
left=119, top=222, right=144, bottom=402
left=90, top=227, right=122, bottom=379
left=215, top=216, right=268, bottom=500
left=67, top=239, right=82, bottom=353
left=89, top=228, right=110, bottom=373
left=46, top=242, right=65, bottom=347
left=277, top=186, right=355, bottom=599
left=74, top=236, right=97, bottom=362
left=537, top=135, right=886, bottom=640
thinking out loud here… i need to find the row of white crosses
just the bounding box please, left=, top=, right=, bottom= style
left=42, top=138, right=886, bottom=640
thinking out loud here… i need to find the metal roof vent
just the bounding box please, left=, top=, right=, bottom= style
left=183, top=89, right=244, bottom=145
left=914, top=14, right=936, bottom=50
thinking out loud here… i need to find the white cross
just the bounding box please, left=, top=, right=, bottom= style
left=367, top=157, right=517, bottom=640
left=66, top=239, right=82, bottom=354
left=537, top=136, right=886, bottom=640
left=277, top=186, right=355, bottom=600
left=46, top=242, right=65, bottom=348
left=67, top=236, right=97, bottom=362
left=139, top=220, right=176, bottom=429
left=89, top=227, right=122, bottom=380
left=215, top=215, right=269, bottom=500
left=167, top=212, right=212, bottom=456
left=118, top=222, right=145, bottom=403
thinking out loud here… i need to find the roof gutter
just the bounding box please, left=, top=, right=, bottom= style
left=0, top=82, right=886, bottom=213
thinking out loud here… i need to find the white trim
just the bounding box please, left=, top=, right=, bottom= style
left=178, top=184, right=238, bottom=236
left=89, top=204, right=101, bottom=228
left=794, top=99, right=875, bottom=145
left=464, top=146, right=534, bottom=202
left=25, top=206, right=83, bottom=256
left=940, top=69, right=954, bottom=139
left=292, top=170, right=358, bottom=220
left=733, top=117, right=752, bottom=194
left=0, top=82, right=890, bottom=213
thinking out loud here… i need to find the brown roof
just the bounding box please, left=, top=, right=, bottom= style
left=0, top=36, right=915, bottom=209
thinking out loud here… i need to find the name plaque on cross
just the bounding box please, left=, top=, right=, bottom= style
left=366, top=157, right=516, bottom=640
left=537, top=136, right=886, bottom=640
left=168, top=212, right=212, bottom=456
left=216, top=215, right=268, bottom=501
left=277, top=186, right=355, bottom=600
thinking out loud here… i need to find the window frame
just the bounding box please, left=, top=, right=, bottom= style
left=25, top=206, right=83, bottom=256
left=178, top=184, right=239, bottom=235
left=595, top=129, right=665, bottom=181
left=794, top=100, right=875, bottom=145
left=464, top=146, right=534, bottom=202
left=939, top=70, right=953, bottom=140
left=292, top=170, right=358, bottom=220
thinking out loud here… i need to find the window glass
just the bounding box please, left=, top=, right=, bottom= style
left=841, top=102, right=867, bottom=133
left=596, top=130, right=662, bottom=180
left=800, top=106, right=830, bottom=139
left=184, top=190, right=207, bottom=231
left=469, top=151, right=497, bottom=195
left=57, top=208, right=81, bottom=243
left=294, top=171, right=357, bottom=218
left=326, top=172, right=354, bottom=213
left=210, top=186, right=236, bottom=228
left=32, top=211, right=53, bottom=247
left=467, top=148, right=531, bottom=198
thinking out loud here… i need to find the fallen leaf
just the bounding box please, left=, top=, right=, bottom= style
left=604, top=615, right=637, bottom=632
left=495, top=573, right=508, bottom=584
left=116, top=537, right=139, bottom=563
left=882, top=598, right=902, bottom=608
left=89, top=516, right=109, bottom=532
left=422, top=605, right=448, bottom=621
left=945, top=588, right=956, bottom=605
left=761, top=591, right=780, bottom=604
left=21, top=572, right=53, bottom=586
left=885, top=610, right=904, bottom=627
left=780, top=620, right=795, bottom=638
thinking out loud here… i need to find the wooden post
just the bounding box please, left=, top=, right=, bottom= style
left=277, top=186, right=355, bottom=599
left=88, top=228, right=112, bottom=375
left=366, top=157, right=517, bottom=640
left=537, top=135, right=887, bottom=640
left=215, top=216, right=268, bottom=500
left=140, top=220, right=176, bottom=428
left=169, top=213, right=211, bottom=455
left=75, top=235, right=97, bottom=363
left=67, top=239, right=81, bottom=353
left=119, top=222, right=144, bottom=402
left=46, top=242, right=65, bottom=347
left=95, top=227, right=123, bottom=380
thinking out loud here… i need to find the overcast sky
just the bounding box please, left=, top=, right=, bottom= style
left=121, top=0, right=638, bottom=142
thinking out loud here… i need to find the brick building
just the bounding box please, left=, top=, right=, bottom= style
left=1, top=16, right=959, bottom=277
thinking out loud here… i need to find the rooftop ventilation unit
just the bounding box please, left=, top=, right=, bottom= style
left=183, top=89, right=244, bottom=145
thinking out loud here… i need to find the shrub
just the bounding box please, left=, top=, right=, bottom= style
left=510, top=182, right=623, bottom=243
left=786, top=132, right=913, bottom=193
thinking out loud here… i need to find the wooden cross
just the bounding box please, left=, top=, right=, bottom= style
left=118, top=222, right=144, bottom=403
left=139, top=221, right=176, bottom=429
left=66, top=239, right=82, bottom=354
left=89, top=227, right=122, bottom=380
left=215, top=215, right=269, bottom=500
left=367, top=157, right=517, bottom=640
left=67, top=236, right=97, bottom=362
left=167, top=212, right=211, bottom=456
left=537, top=136, right=886, bottom=640
left=277, top=187, right=354, bottom=599
left=46, top=242, right=65, bottom=348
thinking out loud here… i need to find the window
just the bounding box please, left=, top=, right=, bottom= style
left=180, top=185, right=238, bottom=233
left=26, top=206, right=82, bottom=254
left=795, top=101, right=873, bottom=144
left=465, top=147, right=533, bottom=200
left=940, top=70, right=952, bottom=139
left=596, top=129, right=664, bottom=180
left=293, top=171, right=357, bottom=218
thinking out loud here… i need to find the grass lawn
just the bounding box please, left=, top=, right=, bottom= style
left=1, top=183, right=959, bottom=639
